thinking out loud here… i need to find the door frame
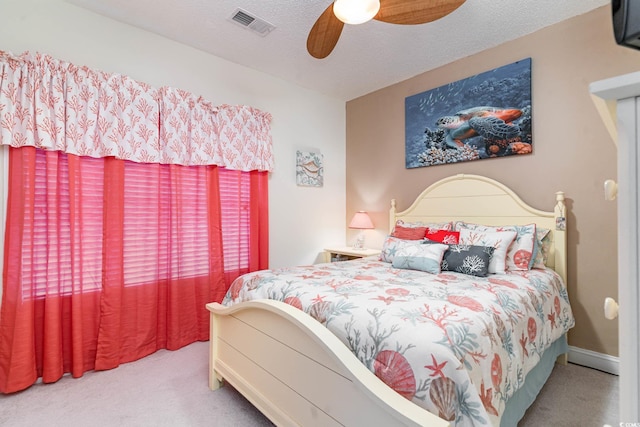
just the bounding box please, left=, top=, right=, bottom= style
left=591, top=73, right=640, bottom=423
left=616, top=96, right=640, bottom=422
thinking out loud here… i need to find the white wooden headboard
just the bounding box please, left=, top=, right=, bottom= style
left=389, top=174, right=567, bottom=283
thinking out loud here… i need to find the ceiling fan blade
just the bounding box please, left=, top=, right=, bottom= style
left=307, top=4, right=345, bottom=59
left=374, top=0, right=467, bottom=25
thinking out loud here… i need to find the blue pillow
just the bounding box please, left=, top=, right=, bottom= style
left=391, top=243, right=449, bottom=274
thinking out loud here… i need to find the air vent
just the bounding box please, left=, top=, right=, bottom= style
left=229, top=8, right=276, bottom=37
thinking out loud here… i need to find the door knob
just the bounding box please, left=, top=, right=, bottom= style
left=604, top=297, right=619, bottom=320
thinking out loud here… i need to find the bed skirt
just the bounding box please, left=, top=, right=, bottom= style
left=501, top=335, right=569, bottom=426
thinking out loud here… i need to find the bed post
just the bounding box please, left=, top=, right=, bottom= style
left=389, top=199, right=397, bottom=233
left=553, top=191, right=567, bottom=286
left=553, top=191, right=569, bottom=365
left=208, top=304, right=223, bottom=390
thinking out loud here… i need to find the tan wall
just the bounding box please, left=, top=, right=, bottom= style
left=345, top=5, right=640, bottom=357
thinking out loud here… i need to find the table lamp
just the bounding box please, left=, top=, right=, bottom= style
left=349, top=211, right=374, bottom=249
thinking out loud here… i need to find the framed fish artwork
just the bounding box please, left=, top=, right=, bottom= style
left=296, top=150, right=323, bottom=187
left=405, top=58, right=532, bottom=168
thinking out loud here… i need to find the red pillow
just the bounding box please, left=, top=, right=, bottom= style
left=391, top=225, right=428, bottom=240
left=425, top=230, right=460, bottom=244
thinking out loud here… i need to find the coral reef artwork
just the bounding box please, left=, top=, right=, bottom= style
left=405, top=58, right=532, bottom=168
left=296, top=150, right=324, bottom=187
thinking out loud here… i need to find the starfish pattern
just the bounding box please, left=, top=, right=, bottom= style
left=425, top=354, right=448, bottom=379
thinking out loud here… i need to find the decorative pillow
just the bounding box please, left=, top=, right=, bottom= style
left=458, top=229, right=517, bottom=274
left=392, top=243, right=449, bottom=274
left=394, top=220, right=452, bottom=231
left=425, top=229, right=460, bottom=244
left=441, top=245, right=495, bottom=277
left=391, top=225, right=428, bottom=240
left=456, top=222, right=537, bottom=271
left=532, top=228, right=551, bottom=269
left=380, top=236, right=425, bottom=263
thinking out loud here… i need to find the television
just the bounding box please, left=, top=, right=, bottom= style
left=613, top=0, right=640, bottom=49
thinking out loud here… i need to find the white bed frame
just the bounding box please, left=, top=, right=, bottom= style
left=206, top=174, right=567, bottom=427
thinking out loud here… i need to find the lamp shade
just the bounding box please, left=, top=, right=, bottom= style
left=349, top=211, right=374, bottom=229
left=333, top=0, right=381, bottom=25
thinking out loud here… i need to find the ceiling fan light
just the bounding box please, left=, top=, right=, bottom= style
left=333, top=0, right=381, bottom=25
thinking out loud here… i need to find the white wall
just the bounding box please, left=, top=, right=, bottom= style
left=0, top=0, right=347, bottom=271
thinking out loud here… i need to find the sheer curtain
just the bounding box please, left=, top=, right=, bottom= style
left=0, top=51, right=271, bottom=393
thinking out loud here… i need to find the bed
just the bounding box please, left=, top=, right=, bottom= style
left=206, top=174, right=574, bottom=427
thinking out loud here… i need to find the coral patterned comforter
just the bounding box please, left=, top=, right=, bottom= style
left=222, top=258, right=575, bottom=427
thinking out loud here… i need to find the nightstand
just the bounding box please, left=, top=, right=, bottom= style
left=323, top=246, right=381, bottom=263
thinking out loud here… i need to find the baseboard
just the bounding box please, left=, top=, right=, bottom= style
left=568, top=345, right=619, bottom=375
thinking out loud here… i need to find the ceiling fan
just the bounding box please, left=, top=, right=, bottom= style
left=306, top=0, right=467, bottom=59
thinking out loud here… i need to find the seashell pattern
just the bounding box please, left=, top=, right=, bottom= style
left=283, top=296, right=302, bottom=310
left=301, top=160, right=320, bottom=177
left=429, top=376, right=458, bottom=421
left=353, top=274, right=377, bottom=281
left=308, top=301, right=333, bottom=324
left=493, top=312, right=507, bottom=340
left=447, top=295, right=484, bottom=312
left=386, top=287, right=410, bottom=297
left=312, top=270, right=331, bottom=276
left=437, top=273, right=460, bottom=281
left=488, top=277, right=518, bottom=289
left=373, top=350, right=416, bottom=400
left=229, top=279, right=243, bottom=300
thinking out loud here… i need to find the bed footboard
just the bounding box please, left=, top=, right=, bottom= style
left=206, top=300, right=449, bottom=427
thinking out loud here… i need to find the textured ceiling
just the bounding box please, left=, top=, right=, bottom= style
left=68, top=0, right=609, bottom=101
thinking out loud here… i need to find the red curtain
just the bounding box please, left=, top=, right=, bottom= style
left=0, top=146, right=268, bottom=393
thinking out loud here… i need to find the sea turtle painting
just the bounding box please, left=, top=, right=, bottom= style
left=405, top=58, right=532, bottom=168
left=435, top=107, right=523, bottom=149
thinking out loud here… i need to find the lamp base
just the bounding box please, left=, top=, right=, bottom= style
left=352, top=234, right=365, bottom=250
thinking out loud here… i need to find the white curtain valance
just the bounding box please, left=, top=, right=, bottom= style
left=0, top=51, right=274, bottom=172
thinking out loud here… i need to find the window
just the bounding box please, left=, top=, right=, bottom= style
left=219, top=169, right=251, bottom=272
left=20, top=150, right=256, bottom=297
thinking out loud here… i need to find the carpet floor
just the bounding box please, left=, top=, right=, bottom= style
left=0, top=341, right=618, bottom=426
